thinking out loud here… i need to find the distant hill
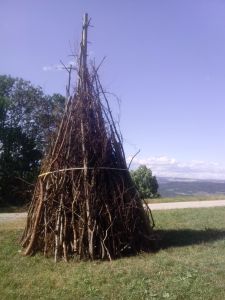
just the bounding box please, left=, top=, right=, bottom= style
left=157, top=177, right=225, bottom=197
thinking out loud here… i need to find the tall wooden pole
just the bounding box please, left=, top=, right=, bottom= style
left=79, top=13, right=88, bottom=91
left=82, top=13, right=88, bottom=71
left=80, top=13, right=92, bottom=258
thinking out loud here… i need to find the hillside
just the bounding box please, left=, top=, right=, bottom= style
left=158, top=177, right=225, bottom=198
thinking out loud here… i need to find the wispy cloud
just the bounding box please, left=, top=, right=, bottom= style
left=127, top=155, right=225, bottom=180
left=42, top=51, right=96, bottom=72
left=42, top=61, right=75, bottom=72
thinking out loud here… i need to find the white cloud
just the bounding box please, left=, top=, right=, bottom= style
left=127, top=155, right=225, bottom=180
left=42, top=61, right=75, bottom=72
left=42, top=64, right=63, bottom=72
left=42, top=65, right=54, bottom=71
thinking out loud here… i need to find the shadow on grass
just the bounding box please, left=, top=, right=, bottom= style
left=154, top=228, right=225, bottom=250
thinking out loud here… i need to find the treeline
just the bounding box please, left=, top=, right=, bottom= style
left=0, top=75, right=65, bottom=207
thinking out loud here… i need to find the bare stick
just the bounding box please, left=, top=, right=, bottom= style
left=128, top=149, right=140, bottom=169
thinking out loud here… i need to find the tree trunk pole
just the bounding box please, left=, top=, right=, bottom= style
left=80, top=13, right=88, bottom=91
left=80, top=13, right=92, bottom=258
left=82, top=13, right=88, bottom=71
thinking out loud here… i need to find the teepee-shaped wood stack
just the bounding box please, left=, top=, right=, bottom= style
left=21, top=14, right=154, bottom=261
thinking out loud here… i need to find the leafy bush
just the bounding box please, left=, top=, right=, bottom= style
left=131, top=165, right=160, bottom=199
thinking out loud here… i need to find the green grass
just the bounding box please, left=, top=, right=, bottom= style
left=1, top=208, right=225, bottom=299
left=146, top=193, right=225, bottom=204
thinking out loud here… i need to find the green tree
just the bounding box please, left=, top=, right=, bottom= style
left=0, top=127, right=42, bottom=205
left=1, top=76, right=65, bottom=151
left=131, top=165, right=160, bottom=199
left=0, top=75, right=65, bottom=206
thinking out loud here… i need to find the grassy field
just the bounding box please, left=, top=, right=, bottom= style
left=1, top=208, right=225, bottom=300
left=146, top=194, right=225, bottom=204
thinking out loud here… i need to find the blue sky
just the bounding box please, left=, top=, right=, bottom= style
left=1, top=0, right=225, bottom=179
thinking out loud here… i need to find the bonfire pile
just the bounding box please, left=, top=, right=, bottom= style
left=21, top=14, right=155, bottom=261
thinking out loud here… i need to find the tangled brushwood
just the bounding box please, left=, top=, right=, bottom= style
left=21, top=14, right=155, bottom=261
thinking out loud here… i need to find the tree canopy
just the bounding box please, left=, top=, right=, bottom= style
left=0, top=75, right=65, bottom=206
left=131, top=165, right=160, bottom=199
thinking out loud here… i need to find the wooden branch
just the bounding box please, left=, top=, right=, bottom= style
left=128, top=149, right=140, bottom=169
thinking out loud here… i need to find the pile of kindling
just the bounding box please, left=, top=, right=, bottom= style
left=21, top=14, right=155, bottom=261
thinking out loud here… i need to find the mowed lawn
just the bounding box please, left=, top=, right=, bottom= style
left=1, top=208, right=225, bottom=300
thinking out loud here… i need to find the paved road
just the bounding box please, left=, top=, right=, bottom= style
left=1, top=200, right=225, bottom=222
left=0, top=212, right=27, bottom=223
left=149, top=200, right=225, bottom=210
